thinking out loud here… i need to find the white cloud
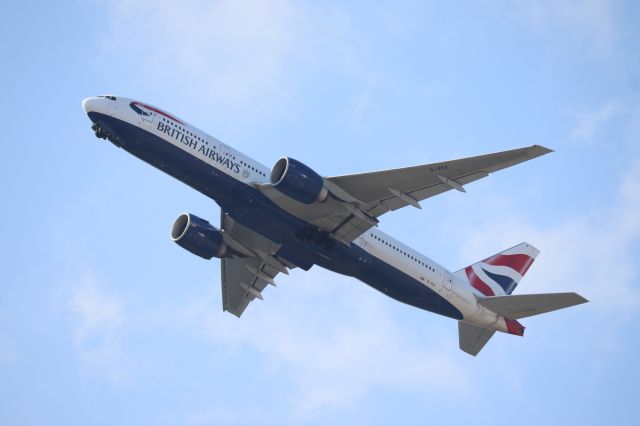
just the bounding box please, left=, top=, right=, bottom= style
left=105, top=0, right=305, bottom=108
left=518, top=0, right=617, bottom=52
left=180, top=272, right=468, bottom=416
left=567, top=100, right=618, bottom=140
left=67, top=273, right=128, bottom=383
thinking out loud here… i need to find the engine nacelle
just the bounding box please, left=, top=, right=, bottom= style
left=270, top=157, right=329, bottom=204
left=170, top=213, right=228, bottom=259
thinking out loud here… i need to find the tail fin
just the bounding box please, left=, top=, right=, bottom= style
left=455, top=242, right=540, bottom=296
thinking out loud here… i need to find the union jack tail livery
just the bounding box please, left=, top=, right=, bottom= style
left=459, top=243, right=539, bottom=297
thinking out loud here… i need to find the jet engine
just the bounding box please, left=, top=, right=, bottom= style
left=170, top=213, right=229, bottom=259
left=270, top=157, right=329, bottom=204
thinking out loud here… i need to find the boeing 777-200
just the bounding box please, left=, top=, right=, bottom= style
left=82, top=95, right=587, bottom=355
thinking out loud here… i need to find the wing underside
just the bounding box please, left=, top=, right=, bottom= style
left=219, top=211, right=290, bottom=317
left=221, top=256, right=281, bottom=317
left=328, top=145, right=552, bottom=218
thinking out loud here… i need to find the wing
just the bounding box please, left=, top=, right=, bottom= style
left=220, top=211, right=291, bottom=317
left=257, top=145, right=551, bottom=244
left=327, top=144, right=552, bottom=218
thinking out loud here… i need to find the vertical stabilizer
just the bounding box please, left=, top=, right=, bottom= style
left=455, top=242, right=539, bottom=296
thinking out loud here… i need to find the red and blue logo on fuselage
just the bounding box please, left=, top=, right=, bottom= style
left=129, top=101, right=183, bottom=125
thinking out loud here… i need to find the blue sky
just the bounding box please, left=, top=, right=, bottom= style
left=2, top=1, right=639, bottom=425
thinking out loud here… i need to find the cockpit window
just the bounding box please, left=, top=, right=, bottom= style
left=98, top=95, right=117, bottom=101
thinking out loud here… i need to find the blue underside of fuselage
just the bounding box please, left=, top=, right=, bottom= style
left=88, top=112, right=463, bottom=320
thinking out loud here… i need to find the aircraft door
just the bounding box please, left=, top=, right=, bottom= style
left=142, top=106, right=155, bottom=126
left=443, top=271, right=454, bottom=295
left=356, top=233, right=367, bottom=247
left=355, top=234, right=369, bottom=265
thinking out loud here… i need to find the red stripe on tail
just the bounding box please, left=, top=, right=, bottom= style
left=465, top=266, right=495, bottom=296
left=483, top=253, right=535, bottom=276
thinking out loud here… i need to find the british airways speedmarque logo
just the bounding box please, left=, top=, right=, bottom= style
left=129, top=101, right=184, bottom=124
left=130, top=102, right=151, bottom=117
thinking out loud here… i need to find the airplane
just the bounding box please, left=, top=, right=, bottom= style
left=82, top=95, right=588, bottom=356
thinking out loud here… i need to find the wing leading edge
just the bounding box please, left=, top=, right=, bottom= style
left=324, top=145, right=552, bottom=242
left=328, top=144, right=552, bottom=216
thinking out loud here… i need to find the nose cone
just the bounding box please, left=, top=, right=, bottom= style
left=82, top=97, right=100, bottom=114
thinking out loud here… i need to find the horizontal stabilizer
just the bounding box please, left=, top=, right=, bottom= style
left=477, top=292, right=588, bottom=319
left=458, top=321, right=496, bottom=356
